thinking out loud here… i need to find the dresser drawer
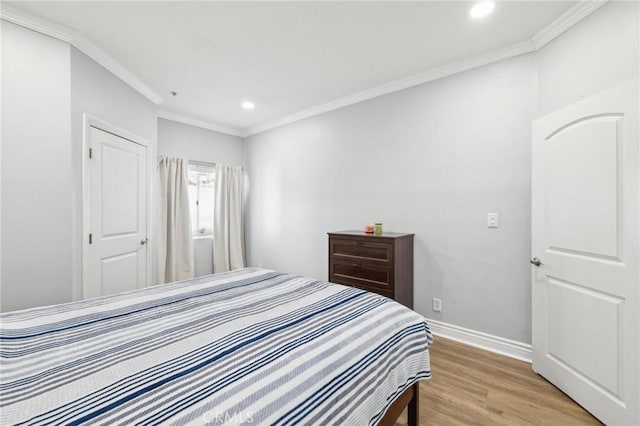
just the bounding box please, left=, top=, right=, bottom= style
left=329, top=259, right=394, bottom=292
left=328, top=231, right=414, bottom=309
left=329, top=238, right=393, bottom=264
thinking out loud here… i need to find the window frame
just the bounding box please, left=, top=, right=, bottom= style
left=187, top=162, right=216, bottom=239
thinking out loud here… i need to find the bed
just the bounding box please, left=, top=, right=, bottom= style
left=0, top=268, right=432, bottom=425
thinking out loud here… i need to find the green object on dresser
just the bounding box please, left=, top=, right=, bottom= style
left=374, top=223, right=383, bottom=234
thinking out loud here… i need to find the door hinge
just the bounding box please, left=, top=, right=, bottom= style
left=89, top=233, right=93, bottom=244
left=89, top=148, right=93, bottom=159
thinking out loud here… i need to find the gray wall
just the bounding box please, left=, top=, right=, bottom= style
left=70, top=47, right=158, bottom=294
left=0, top=23, right=158, bottom=311
left=245, top=54, right=537, bottom=343
left=244, top=1, right=638, bottom=344
left=157, top=118, right=244, bottom=276
left=1, top=22, right=72, bottom=311
left=535, top=1, right=638, bottom=116
left=158, top=118, right=245, bottom=167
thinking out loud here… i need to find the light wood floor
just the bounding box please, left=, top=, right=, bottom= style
left=395, top=337, right=602, bottom=425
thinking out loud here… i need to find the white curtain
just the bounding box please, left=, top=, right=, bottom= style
left=214, top=164, right=246, bottom=272
left=157, top=156, right=194, bottom=283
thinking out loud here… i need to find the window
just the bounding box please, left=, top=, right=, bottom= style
left=188, top=163, right=215, bottom=237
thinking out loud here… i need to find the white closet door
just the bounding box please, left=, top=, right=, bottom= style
left=86, top=126, right=148, bottom=298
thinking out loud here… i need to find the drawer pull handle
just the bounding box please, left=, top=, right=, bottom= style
left=352, top=263, right=360, bottom=267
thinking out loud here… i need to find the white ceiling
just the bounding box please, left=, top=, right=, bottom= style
left=8, top=1, right=576, bottom=134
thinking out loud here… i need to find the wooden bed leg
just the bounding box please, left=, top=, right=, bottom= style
left=407, top=382, right=420, bottom=426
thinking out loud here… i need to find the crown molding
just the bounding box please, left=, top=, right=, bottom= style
left=245, top=0, right=608, bottom=137
left=0, top=2, right=73, bottom=42
left=0, top=3, right=164, bottom=105
left=72, top=34, right=163, bottom=104
left=1, top=1, right=609, bottom=138
left=244, top=39, right=536, bottom=137
left=532, top=0, right=608, bottom=49
left=158, top=110, right=245, bottom=138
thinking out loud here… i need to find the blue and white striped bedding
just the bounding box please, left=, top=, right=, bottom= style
left=0, top=268, right=432, bottom=425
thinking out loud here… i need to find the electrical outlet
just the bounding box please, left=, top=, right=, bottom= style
left=432, top=297, right=442, bottom=312
left=487, top=213, right=499, bottom=228
left=258, top=262, right=263, bottom=268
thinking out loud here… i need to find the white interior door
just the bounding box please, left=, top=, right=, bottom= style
left=86, top=126, right=148, bottom=299
left=532, top=81, right=639, bottom=425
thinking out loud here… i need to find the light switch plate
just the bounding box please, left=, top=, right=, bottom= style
left=488, top=213, right=499, bottom=228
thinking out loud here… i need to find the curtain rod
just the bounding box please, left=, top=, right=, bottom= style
left=189, top=160, right=216, bottom=167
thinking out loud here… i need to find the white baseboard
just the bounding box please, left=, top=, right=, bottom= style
left=425, top=318, right=532, bottom=363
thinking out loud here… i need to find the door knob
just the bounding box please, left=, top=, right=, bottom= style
left=530, top=257, right=542, bottom=266
left=140, top=238, right=148, bottom=245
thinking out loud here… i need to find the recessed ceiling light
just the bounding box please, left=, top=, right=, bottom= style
left=470, top=2, right=495, bottom=19
left=242, top=101, right=255, bottom=110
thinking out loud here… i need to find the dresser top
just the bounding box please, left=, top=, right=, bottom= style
left=328, top=230, right=414, bottom=239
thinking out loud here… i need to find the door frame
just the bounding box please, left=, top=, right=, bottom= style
left=80, top=114, right=153, bottom=300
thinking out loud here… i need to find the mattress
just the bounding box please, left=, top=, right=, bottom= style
left=0, top=268, right=432, bottom=425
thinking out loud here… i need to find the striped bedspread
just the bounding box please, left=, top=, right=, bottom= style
left=0, top=268, right=432, bottom=425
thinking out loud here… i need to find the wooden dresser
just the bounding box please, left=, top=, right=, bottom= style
left=328, top=231, right=414, bottom=309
